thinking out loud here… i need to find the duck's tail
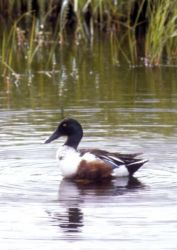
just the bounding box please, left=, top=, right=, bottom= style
left=126, top=158, right=148, bottom=176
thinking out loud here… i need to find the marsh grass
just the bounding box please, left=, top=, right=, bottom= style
left=1, top=24, right=17, bottom=78
left=145, top=0, right=177, bottom=66
left=0, top=0, right=176, bottom=81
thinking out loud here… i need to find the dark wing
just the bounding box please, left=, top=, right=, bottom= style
left=79, top=148, right=148, bottom=176
left=79, top=148, right=124, bottom=165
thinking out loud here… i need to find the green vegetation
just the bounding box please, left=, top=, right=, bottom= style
left=0, top=0, right=176, bottom=79
left=145, top=0, right=177, bottom=66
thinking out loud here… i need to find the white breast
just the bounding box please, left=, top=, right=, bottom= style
left=56, top=146, right=80, bottom=178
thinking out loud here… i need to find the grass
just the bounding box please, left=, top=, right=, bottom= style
left=145, top=0, right=177, bottom=66
left=0, top=0, right=176, bottom=80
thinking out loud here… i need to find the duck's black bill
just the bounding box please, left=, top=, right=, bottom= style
left=45, top=130, right=61, bottom=143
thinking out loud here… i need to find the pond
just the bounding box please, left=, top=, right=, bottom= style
left=0, top=40, right=177, bottom=250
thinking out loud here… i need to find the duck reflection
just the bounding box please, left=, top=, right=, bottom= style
left=51, top=177, right=144, bottom=233
left=57, top=207, right=83, bottom=232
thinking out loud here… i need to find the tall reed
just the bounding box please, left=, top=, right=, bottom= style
left=145, top=0, right=177, bottom=65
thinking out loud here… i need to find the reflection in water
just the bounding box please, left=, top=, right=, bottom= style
left=51, top=207, right=83, bottom=233
left=50, top=177, right=144, bottom=233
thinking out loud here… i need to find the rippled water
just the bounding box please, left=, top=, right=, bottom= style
left=1, top=42, right=177, bottom=249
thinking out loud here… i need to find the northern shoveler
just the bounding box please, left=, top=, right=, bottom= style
left=45, top=118, right=147, bottom=181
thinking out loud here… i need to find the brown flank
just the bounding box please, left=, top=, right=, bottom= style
left=75, top=160, right=112, bottom=181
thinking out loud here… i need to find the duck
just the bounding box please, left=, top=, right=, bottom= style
left=45, top=118, right=147, bottom=181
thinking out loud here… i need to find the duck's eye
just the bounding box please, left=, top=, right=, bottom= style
left=62, top=123, right=67, bottom=127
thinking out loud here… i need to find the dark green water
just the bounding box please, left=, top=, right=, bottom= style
left=0, top=41, right=177, bottom=250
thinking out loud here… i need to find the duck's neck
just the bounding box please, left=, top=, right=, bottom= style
left=64, top=131, right=83, bottom=149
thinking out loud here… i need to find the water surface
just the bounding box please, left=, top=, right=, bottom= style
left=0, top=41, right=177, bottom=250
